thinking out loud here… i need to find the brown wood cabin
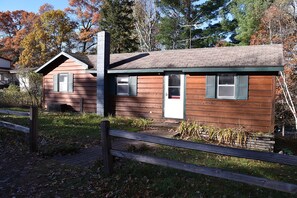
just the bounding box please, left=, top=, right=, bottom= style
left=36, top=32, right=284, bottom=133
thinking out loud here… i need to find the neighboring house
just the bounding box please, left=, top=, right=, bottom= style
left=36, top=32, right=284, bottom=133
left=0, top=57, right=13, bottom=89
left=10, top=67, right=39, bottom=91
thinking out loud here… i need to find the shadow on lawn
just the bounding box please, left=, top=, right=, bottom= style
left=140, top=146, right=297, bottom=187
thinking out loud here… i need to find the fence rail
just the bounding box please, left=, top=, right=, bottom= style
left=0, top=106, right=38, bottom=152
left=101, top=120, right=297, bottom=194
left=110, top=129, right=297, bottom=166
left=0, top=109, right=30, bottom=117
left=0, top=120, right=30, bottom=133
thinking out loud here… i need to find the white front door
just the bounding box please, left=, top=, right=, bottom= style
left=164, top=73, right=184, bottom=119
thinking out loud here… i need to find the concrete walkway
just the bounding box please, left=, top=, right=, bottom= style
left=53, top=129, right=177, bottom=167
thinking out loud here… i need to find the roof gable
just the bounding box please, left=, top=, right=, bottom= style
left=35, top=52, right=90, bottom=73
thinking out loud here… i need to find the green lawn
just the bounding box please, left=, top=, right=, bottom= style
left=0, top=108, right=150, bottom=156
left=1, top=109, right=297, bottom=197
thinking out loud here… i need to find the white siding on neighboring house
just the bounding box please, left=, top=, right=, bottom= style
left=0, top=57, right=13, bottom=88
left=18, top=75, right=30, bottom=91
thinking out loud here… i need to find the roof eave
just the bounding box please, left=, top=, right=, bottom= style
left=0, top=57, right=12, bottom=62
left=86, top=69, right=96, bottom=74
left=107, top=66, right=284, bottom=74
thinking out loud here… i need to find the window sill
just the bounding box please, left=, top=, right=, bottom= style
left=117, top=94, right=129, bottom=96
left=217, top=97, right=236, bottom=100
left=53, top=91, right=72, bottom=93
left=206, top=98, right=247, bottom=101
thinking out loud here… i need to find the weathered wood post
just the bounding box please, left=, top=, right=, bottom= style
left=80, top=98, right=84, bottom=113
left=29, top=106, right=38, bottom=152
left=101, top=120, right=113, bottom=175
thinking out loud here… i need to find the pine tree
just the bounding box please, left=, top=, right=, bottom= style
left=230, top=0, right=274, bottom=45
left=156, top=0, right=232, bottom=49
left=100, top=0, right=138, bottom=53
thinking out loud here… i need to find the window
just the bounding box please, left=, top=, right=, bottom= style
left=206, top=74, right=248, bottom=100
left=217, top=74, right=235, bottom=99
left=53, top=73, right=73, bottom=92
left=59, top=74, right=69, bottom=92
left=117, top=76, right=129, bottom=95
left=168, top=74, right=181, bottom=99
left=114, top=76, right=137, bottom=96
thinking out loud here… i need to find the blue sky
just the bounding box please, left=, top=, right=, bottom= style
left=0, top=0, right=69, bottom=12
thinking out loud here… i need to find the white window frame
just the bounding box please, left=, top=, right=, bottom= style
left=116, top=76, right=129, bottom=96
left=168, top=74, right=181, bottom=99
left=58, top=73, right=69, bottom=92
left=217, top=74, right=236, bottom=99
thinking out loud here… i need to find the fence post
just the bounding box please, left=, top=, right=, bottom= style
left=101, top=120, right=113, bottom=175
left=30, top=106, right=38, bottom=152
left=80, top=98, right=84, bottom=113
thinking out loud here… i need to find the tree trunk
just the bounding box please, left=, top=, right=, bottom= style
left=282, top=124, right=285, bottom=137
left=278, top=72, right=297, bottom=130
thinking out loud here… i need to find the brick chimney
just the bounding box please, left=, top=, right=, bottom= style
left=97, top=31, right=110, bottom=116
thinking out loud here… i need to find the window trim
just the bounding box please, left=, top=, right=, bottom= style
left=115, top=76, right=138, bottom=96
left=53, top=73, right=73, bottom=93
left=206, top=74, right=248, bottom=100
left=217, top=74, right=236, bottom=99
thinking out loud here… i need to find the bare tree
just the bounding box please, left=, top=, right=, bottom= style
left=251, top=0, right=297, bottom=131
left=277, top=71, right=297, bottom=131
left=18, top=70, right=42, bottom=107
left=274, top=0, right=297, bottom=131
left=133, top=0, right=159, bottom=51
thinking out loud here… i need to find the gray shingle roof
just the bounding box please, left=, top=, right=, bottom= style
left=69, top=53, right=96, bottom=68
left=104, top=45, right=284, bottom=70
left=37, top=44, right=284, bottom=73
left=86, top=44, right=284, bottom=70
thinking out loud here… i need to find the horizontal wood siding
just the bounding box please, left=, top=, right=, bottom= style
left=43, top=59, right=97, bottom=112
left=43, top=61, right=276, bottom=132
left=186, top=75, right=275, bottom=132
left=112, top=76, right=163, bottom=119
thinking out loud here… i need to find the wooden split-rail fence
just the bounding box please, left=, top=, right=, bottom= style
left=0, top=106, right=38, bottom=152
left=100, top=120, right=297, bottom=194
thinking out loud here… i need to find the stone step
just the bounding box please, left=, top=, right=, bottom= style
left=149, top=121, right=180, bottom=130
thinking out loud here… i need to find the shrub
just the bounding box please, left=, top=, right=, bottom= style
left=0, top=76, right=42, bottom=107
left=0, top=84, right=31, bottom=107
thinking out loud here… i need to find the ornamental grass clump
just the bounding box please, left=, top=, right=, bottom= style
left=178, top=120, right=202, bottom=139
left=131, top=118, right=152, bottom=130
left=177, top=120, right=248, bottom=146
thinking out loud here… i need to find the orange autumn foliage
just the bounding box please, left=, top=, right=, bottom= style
left=65, top=0, right=102, bottom=52
left=0, top=10, right=37, bottom=63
